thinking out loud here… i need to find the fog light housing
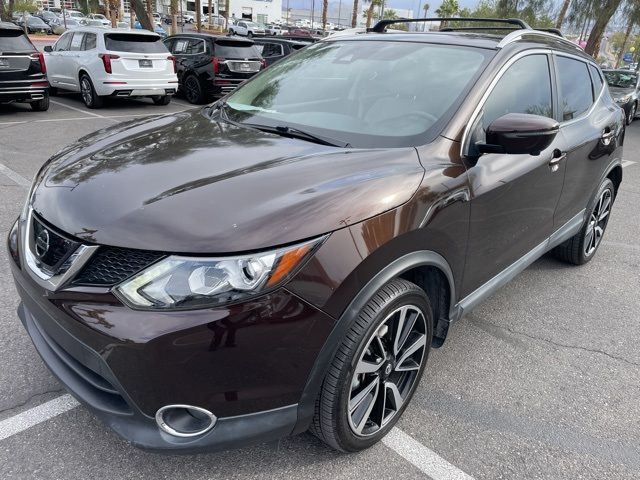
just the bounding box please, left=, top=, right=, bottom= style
left=155, top=405, right=217, bottom=437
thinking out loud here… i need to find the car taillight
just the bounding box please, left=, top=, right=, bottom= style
left=212, top=56, right=220, bottom=74
left=99, top=53, right=120, bottom=74
left=167, top=55, right=176, bottom=73
left=30, top=52, right=46, bottom=74
left=260, top=58, right=267, bottom=69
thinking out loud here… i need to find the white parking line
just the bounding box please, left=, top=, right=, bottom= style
left=50, top=99, right=109, bottom=119
left=383, top=428, right=475, bottom=480
left=0, top=394, right=475, bottom=479
left=0, top=394, right=78, bottom=441
left=621, top=160, right=636, bottom=168
left=0, top=162, right=31, bottom=187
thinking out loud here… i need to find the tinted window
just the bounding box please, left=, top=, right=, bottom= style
left=54, top=32, right=72, bottom=51
left=83, top=33, right=97, bottom=50
left=590, top=65, right=604, bottom=94
left=69, top=32, right=84, bottom=51
left=483, top=55, right=553, bottom=129
left=104, top=33, right=168, bottom=53
left=258, top=42, right=283, bottom=57
left=226, top=41, right=490, bottom=148
left=0, top=29, right=34, bottom=52
left=215, top=40, right=260, bottom=59
left=187, top=39, right=205, bottom=54
left=557, top=56, right=593, bottom=121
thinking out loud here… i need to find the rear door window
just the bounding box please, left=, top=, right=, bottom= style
left=0, top=29, right=34, bottom=53
left=186, top=39, right=205, bottom=54
left=556, top=56, right=593, bottom=121
left=70, top=32, right=85, bottom=51
left=104, top=33, right=168, bottom=53
left=214, top=41, right=260, bottom=59
left=259, top=43, right=283, bottom=58
left=83, top=33, right=97, bottom=50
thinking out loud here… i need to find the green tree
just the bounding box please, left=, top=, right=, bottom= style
left=584, top=0, right=625, bottom=56
left=435, top=0, right=459, bottom=18
left=614, top=0, right=640, bottom=67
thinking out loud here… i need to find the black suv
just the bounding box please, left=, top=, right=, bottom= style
left=253, top=37, right=308, bottom=66
left=0, top=22, right=49, bottom=111
left=8, top=18, right=624, bottom=454
left=163, top=33, right=265, bottom=103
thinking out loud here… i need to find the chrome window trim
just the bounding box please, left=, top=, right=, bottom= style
left=460, top=48, right=552, bottom=156
left=554, top=51, right=606, bottom=128
left=22, top=208, right=98, bottom=291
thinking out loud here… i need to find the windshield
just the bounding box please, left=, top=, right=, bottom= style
left=604, top=70, right=638, bottom=88
left=215, top=40, right=261, bottom=58
left=225, top=40, right=491, bottom=148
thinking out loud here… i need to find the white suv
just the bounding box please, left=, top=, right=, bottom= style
left=229, top=21, right=265, bottom=37
left=44, top=28, right=178, bottom=108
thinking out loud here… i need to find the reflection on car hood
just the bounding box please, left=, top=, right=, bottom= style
left=31, top=110, right=425, bottom=253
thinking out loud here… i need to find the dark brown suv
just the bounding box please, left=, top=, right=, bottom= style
left=7, top=18, right=624, bottom=453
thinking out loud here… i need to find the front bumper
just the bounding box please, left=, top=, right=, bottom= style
left=10, top=245, right=335, bottom=452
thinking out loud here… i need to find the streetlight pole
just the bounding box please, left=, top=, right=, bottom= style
left=338, top=0, right=341, bottom=27
left=311, top=0, right=314, bottom=28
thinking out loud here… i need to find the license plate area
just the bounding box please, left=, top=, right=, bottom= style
left=0, top=59, right=9, bottom=68
left=138, top=59, right=153, bottom=68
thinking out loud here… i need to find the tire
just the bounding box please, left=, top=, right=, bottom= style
left=48, top=86, right=58, bottom=96
left=552, top=178, right=615, bottom=265
left=79, top=74, right=103, bottom=109
left=183, top=75, right=204, bottom=104
left=310, top=278, right=433, bottom=452
left=30, top=93, right=50, bottom=112
left=627, top=102, right=637, bottom=125
left=152, top=95, right=171, bottom=105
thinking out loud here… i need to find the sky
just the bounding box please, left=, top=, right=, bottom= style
left=287, top=0, right=493, bottom=17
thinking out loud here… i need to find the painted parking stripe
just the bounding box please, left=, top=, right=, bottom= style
left=383, top=428, right=475, bottom=480
left=0, top=162, right=31, bottom=187
left=0, top=394, right=79, bottom=441
left=50, top=99, right=110, bottom=119
left=621, top=160, right=636, bottom=168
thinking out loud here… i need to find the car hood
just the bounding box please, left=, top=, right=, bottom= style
left=31, top=110, right=424, bottom=253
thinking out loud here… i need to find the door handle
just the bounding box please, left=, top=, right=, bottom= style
left=549, top=149, right=566, bottom=172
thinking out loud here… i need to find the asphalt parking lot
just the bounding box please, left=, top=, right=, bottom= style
left=0, top=95, right=638, bottom=480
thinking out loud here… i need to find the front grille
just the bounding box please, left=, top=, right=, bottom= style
left=31, top=214, right=80, bottom=276
left=74, top=246, right=164, bottom=286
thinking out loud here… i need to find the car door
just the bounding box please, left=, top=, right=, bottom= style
left=64, top=31, right=85, bottom=90
left=46, top=31, right=72, bottom=86
left=553, top=56, right=621, bottom=228
left=460, top=53, right=567, bottom=297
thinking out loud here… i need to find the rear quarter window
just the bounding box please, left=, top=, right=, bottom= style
left=0, top=29, right=34, bottom=53
left=104, top=33, right=168, bottom=53
left=215, top=41, right=261, bottom=59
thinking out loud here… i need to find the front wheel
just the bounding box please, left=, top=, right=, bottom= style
left=311, top=278, right=432, bottom=452
left=552, top=178, right=615, bottom=265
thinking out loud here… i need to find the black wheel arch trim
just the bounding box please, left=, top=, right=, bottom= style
left=292, top=250, right=456, bottom=434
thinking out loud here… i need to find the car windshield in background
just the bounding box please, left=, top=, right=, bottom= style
left=104, top=33, right=167, bottom=53
left=0, top=29, right=33, bottom=53
left=225, top=40, right=491, bottom=148
left=215, top=41, right=261, bottom=58
left=604, top=70, right=638, bottom=88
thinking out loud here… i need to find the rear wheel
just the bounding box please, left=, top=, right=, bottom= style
left=30, top=94, right=50, bottom=112
left=627, top=102, right=637, bottom=125
left=80, top=74, right=103, bottom=109
left=311, top=279, right=432, bottom=452
left=183, top=75, right=204, bottom=104
left=152, top=95, right=171, bottom=105
left=553, top=178, right=614, bottom=265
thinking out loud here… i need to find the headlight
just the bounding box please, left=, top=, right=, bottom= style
left=115, top=237, right=325, bottom=310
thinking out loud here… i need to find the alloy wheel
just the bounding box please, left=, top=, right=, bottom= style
left=81, top=77, right=93, bottom=106
left=185, top=77, right=200, bottom=104
left=584, top=187, right=612, bottom=257
left=347, top=305, right=427, bottom=437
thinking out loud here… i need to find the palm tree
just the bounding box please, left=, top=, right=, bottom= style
left=322, top=0, right=328, bottom=28
left=555, top=0, right=571, bottom=28
left=351, top=0, right=359, bottom=27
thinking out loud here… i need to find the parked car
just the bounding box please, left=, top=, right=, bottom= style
left=43, top=28, right=177, bottom=108
left=79, top=18, right=109, bottom=28
left=88, top=13, right=111, bottom=27
left=14, top=15, right=53, bottom=34
left=264, top=23, right=282, bottom=35
left=253, top=37, right=307, bottom=65
left=52, top=17, right=81, bottom=34
left=229, top=20, right=265, bottom=37
left=603, top=69, right=638, bottom=125
left=134, top=20, right=167, bottom=38
left=35, top=10, right=61, bottom=27
left=8, top=18, right=625, bottom=454
left=0, top=22, right=49, bottom=110
left=64, top=10, right=85, bottom=19
left=163, top=33, right=265, bottom=102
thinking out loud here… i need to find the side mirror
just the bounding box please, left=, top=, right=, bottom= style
left=477, top=113, right=559, bottom=156
left=43, top=45, right=53, bottom=53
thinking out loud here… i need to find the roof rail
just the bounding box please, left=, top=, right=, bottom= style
left=369, top=17, right=532, bottom=33
left=496, top=28, right=581, bottom=50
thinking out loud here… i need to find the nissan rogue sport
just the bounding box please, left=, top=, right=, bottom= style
left=7, top=18, right=624, bottom=453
